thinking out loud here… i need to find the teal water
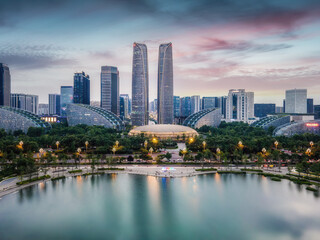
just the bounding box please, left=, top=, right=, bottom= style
left=0, top=173, right=319, bottom=240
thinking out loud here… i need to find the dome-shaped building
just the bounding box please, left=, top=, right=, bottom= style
left=128, top=124, right=198, bottom=139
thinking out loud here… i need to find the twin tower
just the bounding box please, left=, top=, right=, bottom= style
left=132, top=42, right=173, bottom=126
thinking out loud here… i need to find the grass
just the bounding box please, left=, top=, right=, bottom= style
left=217, top=171, right=246, bottom=174
left=16, top=175, right=51, bottom=185
left=241, top=169, right=263, bottom=172
left=97, top=167, right=125, bottom=171
left=306, top=186, right=318, bottom=192
left=82, top=172, right=106, bottom=176
left=195, top=168, right=217, bottom=172
left=270, top=177, right=281, bottom=182
left=51, top=176, right=66, bottom=181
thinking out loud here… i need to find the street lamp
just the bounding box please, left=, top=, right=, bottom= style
left=306, top=148, right=312, bottom=157
left=39, top=148, right=44, bottom=157
left=188, top=137, right=194, bottom=144
left=182, top=148, right=188, bottom=161
left=112, top=147, right=117, bottom=156
left=56, top=141, right=60, bottom=150
left=202, top=141, right=206, bottom=150
left=152, top=137, right=158, bottom=144
left=310, top=141, right=314, bottom=148
left=77, top=148, right=81, bottom=154
left=274, top=141, right=279, bottom=149
left=85, top=141, right=89, bottom=152
left=115, top=141, right=119, bottom=148
left=274, top=141, right=280, bottom=172
left=216, top=148, right=221, bottom=165
left=149, top=147, right=154, bottom=160
left=144, top=140, right=148, bottom=149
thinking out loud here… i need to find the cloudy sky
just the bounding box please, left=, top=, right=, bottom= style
left=1, top=0, right=320, bottom=105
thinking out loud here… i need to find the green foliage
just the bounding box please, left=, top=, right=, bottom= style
left=68, top=170, right=82, bottom=173
left=195, top=168, right=217, bottom=172
left=16, top=175, right=50, bottom=185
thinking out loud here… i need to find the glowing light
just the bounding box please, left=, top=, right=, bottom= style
left=306, top=123, right=319, bottom=127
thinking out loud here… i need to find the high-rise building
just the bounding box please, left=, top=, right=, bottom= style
left=157, top=43, right=173, bottom=124
left=132, top=43, right=149, bottom=126
left=276, top=106, right=284, bottom=113
left=120, top=94, right=129, bottom=120
left=217, top=96, right=227, bottom=118
left=0, top=63, right=11, bottom=106
left=174, top=96, right=181, bottom=118
left=149, top=99, right=157, bottom=113
left=101, top=66, right=120, bottom=115
left=73, top=72, right=90, bottom=105
left=254, top=103, right=276, bottom=118
left=307, top=98, right=314, bottom=114
left=38, top=104, right=49, bottom=115
left=180, top=97, right=191, bottom=118
left=49, top=94, right=61, bottom=115
left=226, top=89, right=254, bottom=122
left=60, top=86, right=73, bottom=116
left=314, top=105, right=320, bottom=119
left=202, top=97, right=217, bottom=110
left=10, top=93, right=38, bottom=114
left=285, top=89, right=307, bottom=113
left=191, top=95, right=201, bottom=114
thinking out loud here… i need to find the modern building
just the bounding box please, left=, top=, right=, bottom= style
left=132, top=42, right=149, bottom=126
left=49, top=94, right=61, bottom=115
left=217, top=96, right=227, bottom=118
left=157, top=43, right=173, bottom=124
left=183, top=108, right=222, bottom=129
left=180, top=97, right=191, bottom=118
left=73, top=72, right=90, bottom=105
left=315, top=105, right=320, bottom=119
left=120, top=94, right=129, bottom=120
left=251, top=115, right=291, bottom=130
left=0, top=106, right=51, bottom=133
left=254, top=103, right=276, bottom=118
left=101, top=66, right=119, bottom=115
left=60, top=86, right=73, bottom=116
left=202, top=97, right=217, bottom=110
left=10, top=93, right=38, bottom=115
left=128, top=124, right=198, bottom=140
left=174, top=96, right=181, bottom=117
left=307, top=98, right=314, bottom=114
left=276, top=106, right=284, bottom=113
left=274, top=120, right=320, bottom=136
left=0, top=63, right=11, bottom=106
left=149, top=99, right=158, bottom=113
left=191, top=95, right=201, bottom=114
left=38, top=103, right=49, bottom=115
left=226, top=89, right=254, bottom=122
left=66, top=104, right=124, bottom=130
left=285, top=89, right=307, bottom=114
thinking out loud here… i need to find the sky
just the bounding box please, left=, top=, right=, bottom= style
left=0, top=0, right=320, bottom=105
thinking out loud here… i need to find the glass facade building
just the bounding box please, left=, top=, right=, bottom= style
left=132, top=43, right=149, bottom=126
left=0, top=63, right=11, bottom=106
left=226, top=89, right=254, bottom=122
left=202, top=97, right=217, bottom=110
left=180, top=97, right=191, bottom=118
left=60, top=86, right=73, bottom=117
left=66, top=104, right=124, bottom=130
left=10, top=93, right=38, bottom=115
left=174, top=96, right=181, bottom=117
left=120, top=94, right=129, bottom=120
left=49, top=94, right=61, bottom=115
left=183, top=108, right=222, bottom=129
left=285, top=89, right=307, bottom=114
left=73, top=72, right=90, bottom=105
left=0, top=106, right=51, bottom=133
left=157, top=43, right=173, bottom=124
left=191, top=95, right=201, bottom=114
left=307, top=98, right=314, bottom=114
left=101, top=66, right=119, bottom=115
left=254, top=103, right=276, bottom=118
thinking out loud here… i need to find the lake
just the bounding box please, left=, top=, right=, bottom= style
left=0, top=173, right=319, bottom=240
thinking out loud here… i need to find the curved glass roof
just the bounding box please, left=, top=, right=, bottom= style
left=76, top=104, right=124, bottom=128
left=251, top=115, right=288, bottom=128
left=183, top=108, right=217, bottom=128
left=0, top=106, right=51, bottom=129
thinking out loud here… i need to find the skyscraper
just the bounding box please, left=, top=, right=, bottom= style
left=60, top=86, right=73, bottom=116
left=191, top=95, right=201, bottom=114
left=202, top=97, right=217, bottom=110
left=174, top=96, right=181, bottom=118
left=49, top=94, right=61, bottom=115
left=73, top=72, right=90, bottom=105
left=120, top=94, right=129, bottom=120
left=10, top=93, right=38, bottom=114
left=180, top=97, right=191, bottom=118
left=132, top=43, right=149, bottom=126
left=157, top=43, right=173, bottom=124
left=226, top=89, right=254, bottom=122
left=0, top=63, right=11, bottom=106
left=307, top=98, right=314, bottom=114
left=101, top=66, right=119, bottom=115
left=254, top=103, right=276, bottom=117
left=285, top=89, right=307, bottom=113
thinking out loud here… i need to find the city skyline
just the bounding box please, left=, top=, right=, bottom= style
left=0, top=0, right=319, bottom=105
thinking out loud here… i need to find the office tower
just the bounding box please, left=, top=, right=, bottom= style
left=101, top=66, right=120, bottom=115
left=73, top=72, right=90, bottom=105
left=0, top=63, right=11, bottom=106
left=149, top=99, right=157, bottom=113
left=276, top=106, right=284, bottom=113
left=191, top=95, right=201, bottom=114
left=10, top=93, right=38, bottom=114
left=120, top=94, right=129, bottom=120
left=285, top=89, right=307, bottom=113
left=202, top=97, right=217, bottom=110
left=226, top=89, right=254, bottom=122
left=180, top=97, right=191, bottom=117
left=174, top=96, right=181, bottom=118
left=307, top=98, right=314, bottom=114
left=218, top=96, right=227, bottom=118
left=157, top=43, right=173, bottom=124
left=38, top=104, right=49, bottom=115
left=283, top=99, right=286, bottom=113
left=49, top=94, right=61, bottom=115
left=60, top=86, right=73, bottom=116
left=132, top=42, right=149, bottom=126
left=128, top=98, right=132, bottom=115
left=254, top=104, right=276, bottom=118
left=314, top=105, right=320, bottom=119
